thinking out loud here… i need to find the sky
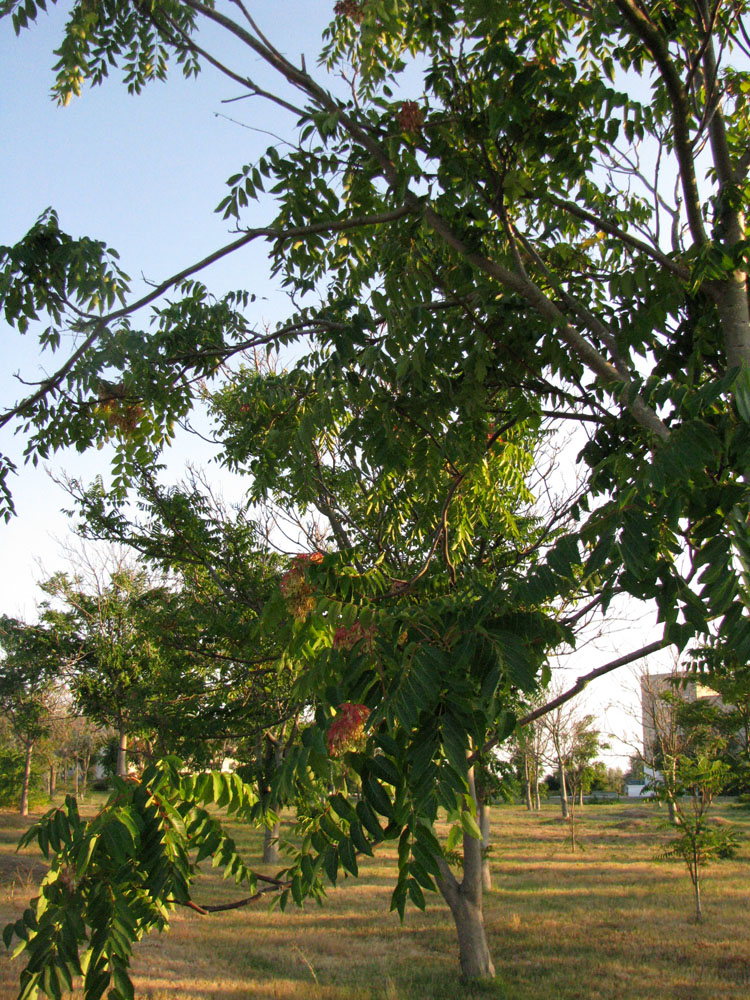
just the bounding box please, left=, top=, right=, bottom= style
left=1, top=1, right=330, bottom=614
left=0, top=3, right=675, bottom=765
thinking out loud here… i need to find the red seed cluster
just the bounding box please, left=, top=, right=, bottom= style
left=280, top=552, right=324, bottom=619
left=327, top=702, right=371, bottom=756
left=398, top=100, right=424, bottom=133
left=334, top=0, right=365, bottom=23
left=332, top=620, right=376, bottom=652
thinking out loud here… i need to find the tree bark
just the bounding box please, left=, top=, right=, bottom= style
left=261, top=738, right=282, bottom=864
left=48, top=763, right=56, bottom=799
left=523, top=754, right=533, bottom=811
left=79, top=748, right=91, bottom=799
left=435, top=769, right=495, bottom=981
left=263, top=820, right=280, bottom=864
left=116, top=724, right=128, bottom=778
left=693, top=864, right=702, bottom=922
left=20, top=741, right=33, bottom=817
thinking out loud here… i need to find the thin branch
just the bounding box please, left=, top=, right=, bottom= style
left=545, top=193, right=690, bottom=280
left=612, top=0, right=708, bottom=248
left=1, top=208, right=411, bottom=430
left=473, top=637, right=673, bottom=760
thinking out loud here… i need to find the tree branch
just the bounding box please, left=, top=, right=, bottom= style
left=612, top=0, right=708, bottom=249
left=473, top=637, right=673, bottom=760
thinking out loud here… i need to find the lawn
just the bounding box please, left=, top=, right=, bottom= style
left=1, top=798, right=749, bottom=999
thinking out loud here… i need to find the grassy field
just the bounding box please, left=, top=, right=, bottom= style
left=1, top=797, right=749, bottom=1000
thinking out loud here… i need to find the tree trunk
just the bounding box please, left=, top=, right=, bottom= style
left=533, top=773, right=541, bottom=810
left=479, top=800, right=492, bottom=892
left=20, top=742, right=33, bottom=817
left=263, top=821, right=280, bottom=865
left=435, top=768, right=495, bottom=981
left=436, top=845, right=495, bottom=980
left=116, top=724, right=128, bottom=778
left=693, top=866, right=702, bottom=922
left=559, top=762, right=569, bottom=819
left=48, top=763, right=56, bottom=799
left=261, top=738, right=282, bottom=864
left=523, top=754, right=533, bottom=811
left=79, top=749, right=91, bottom=799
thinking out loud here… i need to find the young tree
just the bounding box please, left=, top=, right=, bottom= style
left=40, top=566, right=169, bottom=778
left=657, top=754, right=741, bottom=921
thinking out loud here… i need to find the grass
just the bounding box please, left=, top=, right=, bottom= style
left=1, top=798, right=749, bottom=999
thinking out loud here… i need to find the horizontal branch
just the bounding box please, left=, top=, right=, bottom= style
left=519, top=637, right=672, bottom=728
left=473, top=636, right=673, bottom=760
left=1, top=207, right=412, bottom=430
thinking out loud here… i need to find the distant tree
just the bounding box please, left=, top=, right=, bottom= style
left=541, top=693, right=603, bottom=818
left=510, top=706, right=550, bottom=812
left=40, top=565, right=169, bottom=778
left=568, top=724, right=608, bottom=806
left=0, top=618, right=64, bottom=814
left=623, top=754, right=646, bottom=785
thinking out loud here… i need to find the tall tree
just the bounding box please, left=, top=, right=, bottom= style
left=4, top=0, right=750, bottom=992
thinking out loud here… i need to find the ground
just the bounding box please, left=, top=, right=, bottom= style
left=1, top=797, right=749, bottom=999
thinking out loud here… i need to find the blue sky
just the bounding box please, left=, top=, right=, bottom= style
left=1, top=2, right=335, bottom=616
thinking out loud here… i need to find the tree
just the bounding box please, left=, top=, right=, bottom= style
left=509, top=695, right=550, bottom=811
left=657, top=754, right=741, bottom=921
left=4, top=0, right=750, bottom=991
left=0, top=618, right=64, bottom=815
left=640, top=667, right=733, bottom=819
left=66, top=470, right=313, bottom=861
left=40, top=565, right=171, bottom=778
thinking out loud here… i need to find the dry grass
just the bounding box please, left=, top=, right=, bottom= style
left=1, top=798, right=749, bottom=999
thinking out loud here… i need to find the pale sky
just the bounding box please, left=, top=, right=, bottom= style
left=0, top=4, right=674, bottom=764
